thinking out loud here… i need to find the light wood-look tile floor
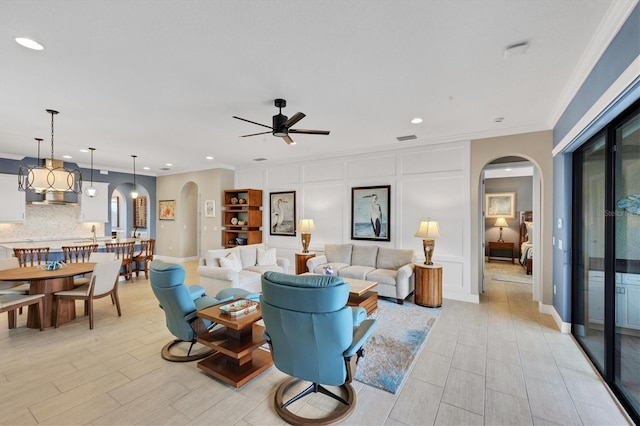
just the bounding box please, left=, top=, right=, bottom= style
left=0, top=261, right=632, bottom=425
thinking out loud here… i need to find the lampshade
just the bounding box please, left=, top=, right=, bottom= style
left=494, top=217, right=508, bottom=227
left=18, top=110, right=82, bottom=198
left=297, top=219, right=316, bottom=233
left=414, top=220, right=441, bottom=238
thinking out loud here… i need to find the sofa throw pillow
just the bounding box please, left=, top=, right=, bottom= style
left=257, top=247, right=277, bottom=266
left=220, top=251, right=242, bottom=272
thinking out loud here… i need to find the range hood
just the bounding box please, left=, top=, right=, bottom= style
left=27, top=191, right=79, bottom=206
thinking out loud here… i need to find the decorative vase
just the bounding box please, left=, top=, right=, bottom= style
left=324, top=265, right=334, bottom=275
left=231, top=197, right=238, bottom=204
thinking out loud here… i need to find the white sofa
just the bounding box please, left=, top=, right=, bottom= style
left=197, top=244, right=289, bottom=295
left=306, top=244, right=415, bottom=304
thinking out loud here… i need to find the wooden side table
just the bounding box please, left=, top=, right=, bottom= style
left=295, top=253, right=316, bottom=275
left=414, top=263, right=442, bottom=308
left=488, top=241, right=515, bottom=264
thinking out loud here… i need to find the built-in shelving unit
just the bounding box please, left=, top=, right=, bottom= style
left=222, top=189, right=262, bottom=248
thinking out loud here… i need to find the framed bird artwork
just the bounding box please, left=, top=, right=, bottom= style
left=351, top=185, right=390, bottom=241
left=270, top=191, right=296, bottom=236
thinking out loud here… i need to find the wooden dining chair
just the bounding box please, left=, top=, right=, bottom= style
left=53, top=259, right=122, bottom=329
left=104, top=242, right=135, bottom=281
left=132, top=239, right=155, bottom=279
left=0, top=293, right=45, bottom=331
left=13, top=247, right=50, bottom=267
left=62, top=244, right=99, bottom=286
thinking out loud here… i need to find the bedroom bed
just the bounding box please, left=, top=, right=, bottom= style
left=519, top=210, right=533, bottom=275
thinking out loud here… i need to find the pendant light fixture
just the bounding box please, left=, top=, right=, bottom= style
left=130, top=155, right=139, bottom=199
left=84, top=147, right=98, bottom=198
left=18, top=109, right=82, bottom=201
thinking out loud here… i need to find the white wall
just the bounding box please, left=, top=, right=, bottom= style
left=236, top=140, right=476, bottom=303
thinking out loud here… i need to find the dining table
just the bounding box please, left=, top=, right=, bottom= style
left=0, top=262, right=95, bottom=328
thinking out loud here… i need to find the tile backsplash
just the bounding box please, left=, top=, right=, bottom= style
left=0, top=204, right=105, bottom=242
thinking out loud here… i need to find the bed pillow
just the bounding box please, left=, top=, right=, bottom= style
left=525, top=222, right=533, bottom=244
left=220, top=251, right=242, bottom=272
left=257, top=247, right=277, bottom=266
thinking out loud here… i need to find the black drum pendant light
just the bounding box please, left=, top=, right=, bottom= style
left=18, top=109, right=82, bottom=200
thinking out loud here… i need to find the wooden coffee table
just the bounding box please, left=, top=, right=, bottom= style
left=301, top=273, right=378, bottom=315
left=196, top=301, right=273, bottom=388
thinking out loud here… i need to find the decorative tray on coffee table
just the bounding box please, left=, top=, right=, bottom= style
left=219, top=299, right=258, bottom=317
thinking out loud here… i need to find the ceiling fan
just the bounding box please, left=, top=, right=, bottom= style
left=233, top=98, right=330, bottom=145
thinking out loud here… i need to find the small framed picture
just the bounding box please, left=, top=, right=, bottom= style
left=159, top=200, right=175, bottom=220
left=485, top=192, right=516, bottom=219
left=204, top=200, right=215, bottom=218
left=270, top=191, right=296, bottom=236
left=351, top=185, right=391, bottom=241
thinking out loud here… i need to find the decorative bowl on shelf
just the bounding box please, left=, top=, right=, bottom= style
left=230, top=217, right=238, bottom=225
left=237, top=220, right=245, bottom=226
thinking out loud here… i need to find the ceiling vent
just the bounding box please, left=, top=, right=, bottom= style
left=253, top=158, right=268, bottom=162
left=396, top=135, right=417, bottom=142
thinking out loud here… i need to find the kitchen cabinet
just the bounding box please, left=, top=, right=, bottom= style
left=222, top=189, right=262, bottom=248
left=588, top=270, right=639, bottom=331
left=78, top=182, right=110, bottom=222
left=0, top=174, right=26, bottom=223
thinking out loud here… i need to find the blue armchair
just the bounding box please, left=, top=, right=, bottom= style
left=149, top=259, right=255, bottom=362
left=260, top=271, right=376, bottom=424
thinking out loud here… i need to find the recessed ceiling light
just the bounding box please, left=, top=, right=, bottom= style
left=165, top=163, right=172, bottom=167
left=505, top=168, right=512, bottom=171
left=62, top=155, right=72, bottom=159
left=494, top=117, right=504, bottom=123
left=206, top=156, right=214, bottom=160
left=143, top=166, right=150, bottom=170
left=15, top=37, right=44, bottom=50
left=79, top=149, right=89, bottom=153
left=411, top=118, right=423, bottom=124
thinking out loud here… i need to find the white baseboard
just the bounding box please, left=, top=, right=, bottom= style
left=443, top=292, right=480, bottom=304
left=540, top=302, right=571, bottom=333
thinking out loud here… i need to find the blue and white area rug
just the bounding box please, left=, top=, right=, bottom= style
left=354, top=299, right=439, bottom=394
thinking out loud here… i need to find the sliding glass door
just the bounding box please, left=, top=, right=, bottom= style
left=572, top=100, right=639, bottom=422
left=614, top=110, right=639, bottom=416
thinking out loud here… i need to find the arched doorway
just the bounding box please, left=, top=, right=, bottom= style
left=111, top=183, right=150, bottom=239
left=480, top=155, right=541, bottom=302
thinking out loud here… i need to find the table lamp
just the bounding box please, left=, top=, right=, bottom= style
left=297, top=219, right=315, bottom=253
left=494, top=217, right=508, bottom=242
left=415, top=219, right=440, bottom=265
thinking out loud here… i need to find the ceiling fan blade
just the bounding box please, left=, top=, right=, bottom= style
left=289, top=128, right=331, bottom=135
left=283, top=135, right=296, bottom=145
left=285, top=112, right=306, bottom=128
left=240, top=130, right=273, bottom=137
left=233, top=116, right=273, bottom=130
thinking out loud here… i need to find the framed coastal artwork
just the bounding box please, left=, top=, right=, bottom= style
left=159, top=200, right=176, bottom=220
left=270, top=191, right=296, bottom=236
left=351, top=185, right=391, bottom=241
left=485, top=192, right=516, bottom=219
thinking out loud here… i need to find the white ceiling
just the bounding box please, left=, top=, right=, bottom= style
left=0, top=0, right=635, bottom=176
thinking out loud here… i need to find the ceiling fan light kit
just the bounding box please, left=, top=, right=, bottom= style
left=233, top=98, right=330, bottom=145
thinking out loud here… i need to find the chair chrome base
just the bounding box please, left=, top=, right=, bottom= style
left=160, top=339, right=215, bottom=362
left=274, top=378, right=356, bottom=425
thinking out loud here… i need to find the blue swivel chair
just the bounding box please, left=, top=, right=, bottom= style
left=149, top=260, right=255, bottom=362
left=260, top=271, right=376, bottom=425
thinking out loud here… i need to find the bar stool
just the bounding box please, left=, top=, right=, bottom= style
left=13, top=247, right=50, bottom=267
left=105, top=242, right=135, bottom=280
left=62, top=244, right=99, bottom=286
left=133, top=239, right=155, bottom=279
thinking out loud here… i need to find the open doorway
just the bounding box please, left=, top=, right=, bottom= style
left=481, top=156, right=540, bottom=303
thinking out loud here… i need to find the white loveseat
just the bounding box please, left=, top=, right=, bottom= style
left=197, top=244, right=289, bottom=295
left=306, top=243, right=415, bottom=304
